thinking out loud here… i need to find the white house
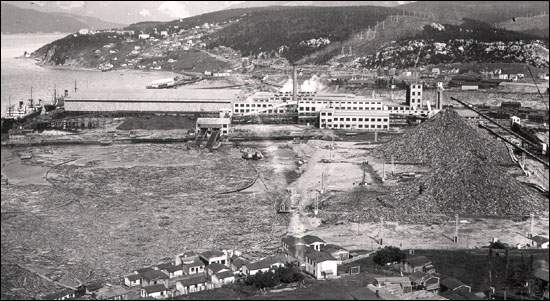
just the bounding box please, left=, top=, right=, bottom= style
left=139, top=33, right=150, bottom=40
left=245, top=255, right=287, bottom=276
left=161, top=264, right=184, bottom=278
left=78, top=28, right=90, bottom=35
left=160, top=30, right=168, bottom=37
left=175, top=275, right=209, bottom=295
left=199, top=250, right=228, bottom=266
left=211, top=271, right=236, bottom=287
left=304, top=247, right=338, bottom=279
left=140, top=284, right=169, bottom=299
left=124, top=273, right=142, bottom=287
left=511, top=116, right=521, bottom=126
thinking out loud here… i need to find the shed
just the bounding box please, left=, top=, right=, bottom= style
left=440, top=276, right=472, bottom=294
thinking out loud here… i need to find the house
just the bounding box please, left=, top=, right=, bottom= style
left=94, top=284, right=129, bottom=300
left=160, top=31, right=168, bottom=37
left=432, top=68, right=441, bottom=75
left=138, top=33, right=150, bottom=40
left=41, top=288, right=76, bottom=300
left=440, top=276, right=472, bottom=294
left=402, top=256, right=435, bottom=274
left=245, top=255, right=287, bottom=276
left=161, top=264, right=184, bottom=278
left=182, top=257, right=205, bottom=275
left=410, top=271, right=440, bottom=291
left=211, top=270, right=236, bottom=286
left=78, top=28, right=90, bottom=35
left=175, top=251, right=197, bottom=265
left=321, top=244, right=350, bottom=263
left=530, top=235, right=549, bottom=249
left=230, top=256, right=250, bottom=275
left=510, top=115, right=521, bottom=126
left=124, top=273, right=141, bottom=287
left=302, top=235, right=327, bottom=251
left=374, top=277, right=413, bottom=294
left=140, top=269, right=169, bottom=287
left=304, top=247, right=338, bottom=279
left=175, top=275, right=209, bottom=295
left=199, top=250, right=228, bottom=266
left=140, top=284, right=169, bottom=299
left=281, top=235, right=327, bottom=262
left=206, top=262, right=230, bottom=276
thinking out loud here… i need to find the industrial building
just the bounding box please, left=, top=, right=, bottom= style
left=196, top=117, right=231, bottom=136
left=319, top=108, right=390, bottom=130
left=64, top=90, right=233, bottom=113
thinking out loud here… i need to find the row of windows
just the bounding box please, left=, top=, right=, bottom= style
left=411, top=91, right=422, bottom=96
left=234, top=109, right=288, bottom=113
left=235, top=103, right=275, bottom=108
left=322, top=124, right=388, bottom=129
left=321, top=117, right=388, bottom=122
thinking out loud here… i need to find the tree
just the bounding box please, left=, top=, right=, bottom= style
left=372, top=246, right=405, bottom=266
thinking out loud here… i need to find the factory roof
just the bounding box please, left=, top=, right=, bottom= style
left=64, top=89, right=234, bottom=102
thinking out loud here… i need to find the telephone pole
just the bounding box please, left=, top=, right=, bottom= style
left=454, top=214, right=459, bottom=244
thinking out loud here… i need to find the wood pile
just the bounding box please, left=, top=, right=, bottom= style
left=371, top=109, right=548, bottom=220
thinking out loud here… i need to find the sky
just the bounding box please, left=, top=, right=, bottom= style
left=5, top=1, right=411, bottom=25
left=4, top=1, right=248, bottom=24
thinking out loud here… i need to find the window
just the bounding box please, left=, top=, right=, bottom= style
left=383, top=118, right=388, bottom=122
left=377, top=125, right=381, bottom=128
left=246, top=104, right=250, bottom=107
left=377, top=118, right=381, bottom=122
left=346, top=118, right=350, bottom=121
left=353, top=107, right=357, bottom=110
left=352, top=118, right=356, bottom=121
left=358, top=124, right=363, bottom=128
left=346, top=124, right=351, bottom=128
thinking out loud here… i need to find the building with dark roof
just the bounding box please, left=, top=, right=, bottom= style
left=41, top=288, right=76, bottom=300
left=530, top=235, right=549, bottom=249
left=199, top=250, right=228, bottom=266
left=409, top=271, right=440, bottom=291
left=140, top=284, right=169, bottom=299
left=211, top=270, right=236, bottom=287
left=161, top=264, right=184, bottom=278
left=206, top=262, right=230, bottom=276
left=182, top=257, right=205, bottom=275
left=402, top=255, right=435, bottom=274
left=124, top=273, right=142, bottom=287
left=230, top=256, right=250, bottom=274
left=245, top=255, right=287, bottom=276
left=304, top=246, right=338, bottom=279
left=440, top=277, right=472, bottom=294
left=175, top=275, right=209, bottom=295
left=140, top=269, right=169, bottom=287
left=321, top=244, right=350, bottom=262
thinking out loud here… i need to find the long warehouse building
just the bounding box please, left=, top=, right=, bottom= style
left=63, top=90, right=233, bottom=113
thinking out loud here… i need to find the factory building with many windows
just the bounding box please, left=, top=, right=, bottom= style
left=319, top=108, right=390, bottom=130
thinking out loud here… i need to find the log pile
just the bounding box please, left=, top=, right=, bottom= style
left=373, top=109, right=548, bottom=219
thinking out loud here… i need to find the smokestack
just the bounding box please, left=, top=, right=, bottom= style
left=292, top=65, right=297, bottom=103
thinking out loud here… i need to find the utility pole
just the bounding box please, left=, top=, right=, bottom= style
left=529, top=213, right=534, bottom=239
left=391, top=155, right=395, bottom=175
left=379, top=217, right=384, bottom=245
left=74, top=80, right=77, bottom=93
left=382, top=160, right=386, bottom=182
left=454, top=214, right=459, bottom=244
left=30, top=86, right=33, bottom=100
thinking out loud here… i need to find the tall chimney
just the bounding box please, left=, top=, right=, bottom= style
left=292, top=65, right=297, bottom=103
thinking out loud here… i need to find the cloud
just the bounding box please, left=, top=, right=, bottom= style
left=139, top=9, right=151, bottom=17
left=158, top=1, right=191, bottom=18
left=56, top=1, right=85, bottom=10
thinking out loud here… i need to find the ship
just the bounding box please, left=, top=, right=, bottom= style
left=146, top=75, right=202, bottom=89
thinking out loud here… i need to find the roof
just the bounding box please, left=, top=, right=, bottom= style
left=282, top=235, right=304, bottom=247
left=196, top=118, right=230, bottom=125
left=349, top=286, right=383, bottom=300
left=231, top=257, right=249, bottom=269
left=375, top=277, right=412, bottom=287
left=247, top=255, right=287, bottom=271
left=440, top=277, right=469, bottom=290
left=42, top=288, right=75, bottom=300
left=207, top=262, right=229, bottom=273
left=533, top=268, right=549, bottom=282
left=215, top=270, right=235, bottom=279
left=125, top=274, right=141, bottom=281
left=440, top=290, right=482, bottom=300
left=199, top=250, right=225, bottom=260
left=84, top=280, right=104, bottom=292
left=301, top=235, right=326, bottom=245
left=409, top=271, right=438, bottom=283
left=136, top=267, right=154, bottom=274
left=531, top=235, right=550, bottom=244
left=155, top=262, right=173, bottom=270
left=177, top=275, right=207, bottom=287
left=183, top=257, right=205, bottom=269
left=304, top=246, right=337, bottom=263
left=142, top=284, right=167, bottom=294
left=95, top=285, right=129, bottom=299
left=140, top=269, right=169, bottom=281
left=405, top=256, right=432, bottom=267
left=163, top=264, right=183, bottom=273
left=322, top=244, right=348, bottom=254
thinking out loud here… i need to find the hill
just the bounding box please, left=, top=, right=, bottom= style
left=351, top=19, right=549, bottom=69
left=496, top=14, right=549, bottom=39
left=0, top=3, right=122, bottom=34
left=401, top=1, right=549, bottom=24
left=227, top=1, right=411, bottom=9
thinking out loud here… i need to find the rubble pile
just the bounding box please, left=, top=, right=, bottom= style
left=373, top=109, right=547, bottom=220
